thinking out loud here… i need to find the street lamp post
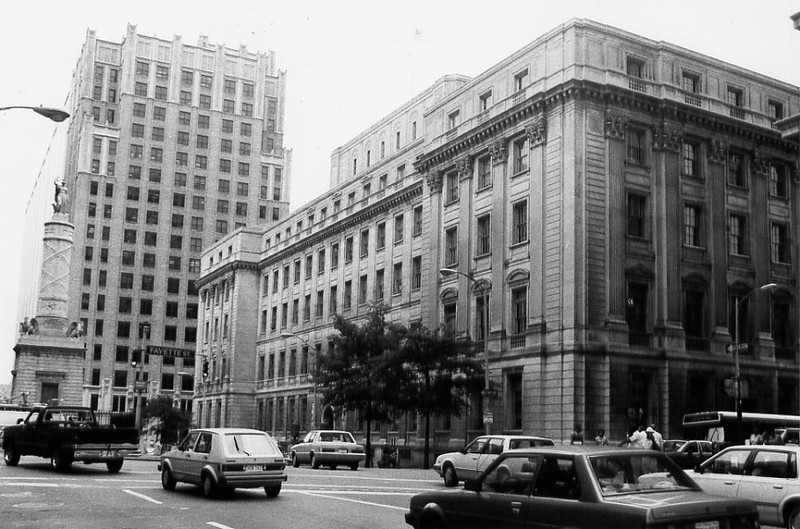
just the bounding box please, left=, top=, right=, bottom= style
left=133, top=322, right=151, bottom=435
left=281, top=332, right=318, bottom=429
left=440, top=268, right=491, bottom=435
left=0, top=105, right=70, bottom=122
left=733, top=284, right=777, bottom=435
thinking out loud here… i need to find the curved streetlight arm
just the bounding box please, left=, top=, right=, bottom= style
left=0, top=105, right=70, bottom=122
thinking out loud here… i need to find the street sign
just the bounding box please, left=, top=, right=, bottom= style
left=482, top=389, right=498, bottom=399
left=134, top=381, right=147, bottom=392
left=483, top=412, right=493, bottom=424
left=726, top=343, right=749, bottom=354
left=723, top=377, right=749, bottom=399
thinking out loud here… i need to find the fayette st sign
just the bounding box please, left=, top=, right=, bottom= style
left=146, top=345, right=195, bottom=359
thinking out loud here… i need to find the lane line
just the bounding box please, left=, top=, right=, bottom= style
left=207, top=522, right=236, bottom=529
left=122, top=489, right=162, bottom=504
left=297, top=490, right=408, bottom=511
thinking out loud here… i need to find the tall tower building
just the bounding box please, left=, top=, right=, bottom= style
left=16, top=24, right=291, bottom=412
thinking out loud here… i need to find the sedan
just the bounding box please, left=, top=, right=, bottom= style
left=407, top=446, right=758, bottom=529
left=158, top=428, right=287, bottom=498
left=433, top=435, right=554, bottom=487
left=664, top=439, right=715, bottom=469
left=290, top=429, right=365, bottom=470
left=690, top=444, right=800, bottom=528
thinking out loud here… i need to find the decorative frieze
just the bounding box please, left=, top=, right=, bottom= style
left=651, top=122, right=682, bottom=152
left=604, top=110, right=627, bottom=140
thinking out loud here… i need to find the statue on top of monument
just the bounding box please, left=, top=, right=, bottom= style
left=53, top=180, right=69, bottom=214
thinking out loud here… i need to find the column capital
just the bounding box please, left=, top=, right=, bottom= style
left=604, top=110, right=627, bottom=140
left=751, top=147, right=770, bottom=176
left=651, top=122, right=682, bottom=153
left=489, top=139, right=507, bottom=164
left=456, top=155, right=472, bottom=180
left=525, top=117, right=547, bottom=147
left=709, top=138, right=728, bottom=165
left=424, top=169, right=444, bottom=193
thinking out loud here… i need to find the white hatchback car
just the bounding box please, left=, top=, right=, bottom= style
left=433, top=435, right=554, bottom=487
left=689, top=444, right=800, bottom=528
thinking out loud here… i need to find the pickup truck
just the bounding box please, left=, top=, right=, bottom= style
left=2, top=405, right=138, bottom=473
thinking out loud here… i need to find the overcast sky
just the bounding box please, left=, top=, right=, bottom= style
left=0, top=0, right=798, bottom=388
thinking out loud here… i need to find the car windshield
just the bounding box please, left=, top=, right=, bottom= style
left=222, top=433, right=280, bottom=456
left=319, top=432, right=355, bottom=443
left=662, top=440, right=685, bottom=451
left=590, top=453, right=696, bottom=495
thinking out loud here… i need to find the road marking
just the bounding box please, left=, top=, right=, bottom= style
left=207, top=523, right=236, bottom=529
left=123, top=489, right=162, bottom=504
left=296, top=490, right=408, bottom=511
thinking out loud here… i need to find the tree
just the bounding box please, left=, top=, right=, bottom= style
left=144, top=395, right=192, bottom=446
left=396, top=323, right=481, bottom=469
left=317, top=304, right=405, bottom=467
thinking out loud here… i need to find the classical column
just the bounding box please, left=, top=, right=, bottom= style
left=604, top=111, right=628, bottom=332
left=424, top=167, right=444, bottom=328
left=651, top=121, right=684, bottom=344
left=708, top=139, right=731, bottom=351
left=489, top=139, right=508, bottom=335
left=35, top=212, right=74, bottom=335
left=527, top=118, right=547, bottom=332
left=750, top=148, right=773, bottom=349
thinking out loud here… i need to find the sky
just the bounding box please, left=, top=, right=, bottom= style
left=0, top=0, right=798, bottom=387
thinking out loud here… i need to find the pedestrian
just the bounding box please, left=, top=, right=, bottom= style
left=645, top=426, right=661, bottom=451
left=649, top=424, right=663, bottom=450
left=594, top=428, right=609, bottom=446
left=749, top=428, right=763, bottom=445
left=570, top=424, right=584, bottom=445
left=627, top=424, right=648, bottom=448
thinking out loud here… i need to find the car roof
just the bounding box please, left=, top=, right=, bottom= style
left=722, top=444, right=800, bottom=453
left=189, top=428, right=270, bottom=436
left=476, top=435, right=551, bottom=441
left=311, top=429, right=353, bottom=435
left=503, top=445, right=668, bottom=456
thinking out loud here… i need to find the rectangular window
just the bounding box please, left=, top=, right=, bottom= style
left=477, top=155, right=491, bottom=189
left=729, top=214, right=747, bottom=256
left=446, top=171, right=459, bottom=203
left=479, top=90, right=492, bottom=111
left=682, top=140, right=700, bottom=178
left=412, top=256, right=422, bottom=290
left=375, top=269, right=385, bottom=300
left=330, top=242, right=339, bottom=269
left=447, top=109, right=460, bottom=130
left=345, top=236, right=354, bottom=262
left=476, top=214, right=491, bottom=256
left=627, top=128, right=645, bottom=165
left=359, top=275, right=368, bottom=305
left=727, top=151, right=745, bottom=188
left=445, top=227, right=458, bottom=266
left=511, top=287, right=527, bottom=335
left=627, top=193, right=647, bottom=238
left=771, top=222, right=790, bottom=263
left=770, top=163, right=788, bottom=198
left=514, top=69, right=528, bottom=92
left=683, top=204, right=701, bottom=247
left=513, top=137, right=529, bottom=174
left=512, top=200, right=528, bottom=244
left=394, top=214, right=404, bottom=243
left=377, top=222, right=386, bottom=250
left=413, top=205, right=423, bottom=236
left=392, top=262, right=403, bottom=295
left=360, top=229, right=369, bottom=257
left=343, top=280, right=352, bottom=310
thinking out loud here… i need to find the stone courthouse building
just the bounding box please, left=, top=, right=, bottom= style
left=194, top=19, right=800, bottom=446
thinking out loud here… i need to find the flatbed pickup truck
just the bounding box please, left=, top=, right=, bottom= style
left=2, top=405, right=138, bottom=473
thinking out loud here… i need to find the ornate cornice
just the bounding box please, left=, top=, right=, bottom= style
left=456, top=156, right=472, bottom=180
left=709, top=138, right=728, bottom=165
left=604, top=109, right=627, bottom=140
left=651, top=122, right=682, bottom=153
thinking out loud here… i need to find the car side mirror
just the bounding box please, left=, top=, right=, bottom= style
left=17, top=418, right=23, bottom=424
left=694, top=464, right=703, bottom=474
left=460, top=448, right=468, bottom=454
left=464, top=479, right=480, bottom=492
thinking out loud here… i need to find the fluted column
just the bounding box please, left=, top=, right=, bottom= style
left=604, top=111, right=628, bottom=326
left=708, top=139, right=731, bottom=351
left=527, top=118, right=547, bottom=331
left=424, top=169, right=444, bottom=328
left=489, top=139, right=507, bottom=335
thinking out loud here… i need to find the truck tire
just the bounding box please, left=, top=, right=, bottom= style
left=50, top=451, right=73, bottom=472
left=3, top=445, right=20, bottom=466
left=106, top=459, right=123, bottom=473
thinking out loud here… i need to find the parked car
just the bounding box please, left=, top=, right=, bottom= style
left=689, top=444, right=800, bottom=528
left=2, top=405, right=137, bottom=473
left=290, top=429, right=365, bottom=470
left=663, top=439, right=715, bottom=469
left=158, top=428, right=287, bottom=498
left=406, top=445, right=759, bottom=529
left=433, top=435, right=554, bottom=487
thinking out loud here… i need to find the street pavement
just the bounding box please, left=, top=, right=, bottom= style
left=0, top=455, right=440, bottom=529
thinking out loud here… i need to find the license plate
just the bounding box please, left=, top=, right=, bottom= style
left=337, top=449, right=348, bottom=453
left=244, top=465, right=263, bottom=472
left=100, top=450, right=116, bottom=458
left=695, top=522, right=719, bottom=529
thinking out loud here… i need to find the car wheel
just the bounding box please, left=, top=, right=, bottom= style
left=106, top=459, right=123, bottom=473
left=788, top=505, right=800, bottom=529
left=50, top=451, right=72, bottom=472
left=420, top=513, right=445, bottom=529
left=330, top=464, right=338, bottom=470
left=311, top=453, right=320, bottom=469
left=350, top=462, right=359, bottom=471
left=264, top=483, right=281, bottom=497
left=161, top=467, right=176, bottom=490
left=291, top=453, right=300, bottom=468
left=202, top=474, right=218, bottom=498
left=3, top=445, right=20, bottom=466
left=443, top=464, right=458, bottom=487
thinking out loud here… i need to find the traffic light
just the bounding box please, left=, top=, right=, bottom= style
left=130, top=349, right=140, bottom=368
left=202, top=360, right=209, bottom=378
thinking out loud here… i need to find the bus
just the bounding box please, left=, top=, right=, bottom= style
left=682, top=411, right=800, bottom=445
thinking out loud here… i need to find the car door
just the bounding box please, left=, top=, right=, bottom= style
left=184, top=432, right=214, bottom=485
left=456, top=437, right=489, bottom=480
left=737, top=449, right=794, bottom=526
left=170, top=431, right=200, bottom=480
left=474, top=438, right=504, bottom=479
left=295, top=431, right=316, bottom=463
left=691, top=448, right=751, bottom=498
left=450, top=454, right=539, bottom=529
left=525, top=456, right=584, bottom=528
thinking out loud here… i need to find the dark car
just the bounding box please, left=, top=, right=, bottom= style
left=663, top=439, right=715, bottom=469
left=406, top=445, right=758, bottom=529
